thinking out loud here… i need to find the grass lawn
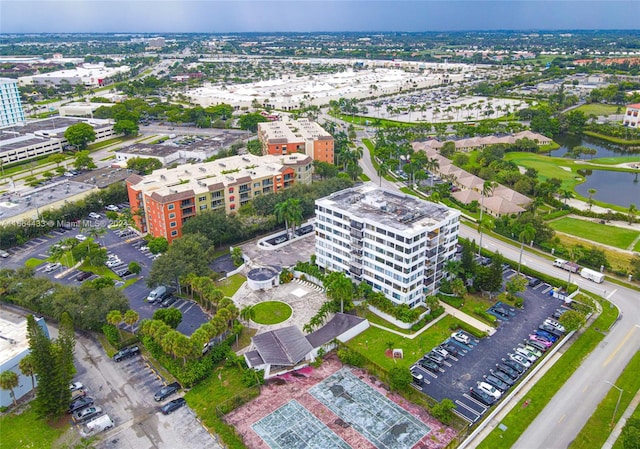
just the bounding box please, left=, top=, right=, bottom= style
left=478, top=296, right=619, bottom=449
left=574, top=103, right=620, bottom=117
left=590, top=155, right=640, bottom=165
left=549, top=217, right=639, bottom=250
left=569, top=350, right=640, bottom=449
left=360, top=173, right=371, bottom=182
left=25, top=257, right=45, bottom=268
left=552, top=233, right=634, bottom=274
left=441, top=293, right=499, bottom=327
left=611, top=404, right=640, bottom=449
left=504, top=152, right=581, bottom=189
left=80, top=262, right=120, bottom=280
left=0, top=404, right=68, bottom=449
left=635, top=239, right=640, bottom=252
left=216, top=273, right=246, bottom=298
left=346, top=315, right=466, bottom=371
left=185, top=365, right=254, bottom=449
left=251, top=301, right=292, bottom=325
left=231, top=326, right=257, bottom=351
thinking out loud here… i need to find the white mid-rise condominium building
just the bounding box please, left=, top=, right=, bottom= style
left=0, top=78, right=25, bottom=126
left=315, top=184, right=460, bottom=308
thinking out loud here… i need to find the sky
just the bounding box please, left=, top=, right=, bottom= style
left=1, top=0, right=639, bottom=34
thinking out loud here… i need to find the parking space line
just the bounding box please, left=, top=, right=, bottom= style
left=456, top=399, right=483, bottom=416
left=462, top=394, right=488, bottom=412
left=541, top=286, right=552, bottom=294
left=453, top=408, right=476, bottom=423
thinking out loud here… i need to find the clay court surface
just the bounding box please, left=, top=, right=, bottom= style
left=225, top=355, right=457, bottom=449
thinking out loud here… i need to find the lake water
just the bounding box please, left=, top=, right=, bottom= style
left=550, top=134, right=640, bottom=159
left=575, top=170, right=640, bottom=208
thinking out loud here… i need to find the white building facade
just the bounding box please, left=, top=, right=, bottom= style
left=315, top=184, right=460, bottom=308
left=0, top=78, right=25, bottom=126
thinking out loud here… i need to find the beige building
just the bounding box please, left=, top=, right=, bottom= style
left=258, top=117, right=334, bottom=164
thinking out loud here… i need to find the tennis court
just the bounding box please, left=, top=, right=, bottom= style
left=308, top=368, right=432, bottom=449
left=251, top=400, right=351, bottom=449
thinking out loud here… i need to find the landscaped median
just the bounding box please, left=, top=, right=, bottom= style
left=476, top=295, right=619, bottom=449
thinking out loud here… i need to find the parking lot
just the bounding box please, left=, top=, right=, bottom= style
left=411, top=267, right=567, bottom=423
left=1, top=205, right=209, bottom=336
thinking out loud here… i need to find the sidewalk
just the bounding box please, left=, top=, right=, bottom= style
left=602, top=388, right=640, bottom=449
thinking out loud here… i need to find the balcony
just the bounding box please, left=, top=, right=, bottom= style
left=350, top=229, right=363, bottom=239
left=350, top=220, right=363, bottom=230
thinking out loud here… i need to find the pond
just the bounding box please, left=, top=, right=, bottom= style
left=550, top=134, right=640, bottom=159
left=575, top=170, right=640, bottom=208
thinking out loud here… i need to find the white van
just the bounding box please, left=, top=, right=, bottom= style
left=82, top=414, right=114, bottom=435
left=146, top=285, right=167, bottom=303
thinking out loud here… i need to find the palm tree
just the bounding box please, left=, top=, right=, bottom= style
left=587, top=188, right=597, bottom=211
left=18, top=354, right=36, bottom=392
left=478, top=181, right=497, bottom=256
left=274, top=198, right=303, bottom=237
left=123, top=309, right=140, bottom=333
left=560, top=189, right=574, bottom=206
left=240, top=306, right=255, bottom=325
left=628, top=204, right=637, bottom=224
left=325, top=272, right=353, bottom=314
left=566, top=246, right=582, bottom=289
left=517, top=224, right=536, bottom=274
left=0, top=370, right=19, bottom=407
left=377, top=161, right=389, bottom=187
left=106, top=310, right=124, bottom=341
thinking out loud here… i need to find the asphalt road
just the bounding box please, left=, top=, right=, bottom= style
left=460, top=226, right=640, bottom=449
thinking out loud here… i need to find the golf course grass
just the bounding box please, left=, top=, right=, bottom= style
left=251, top=301, right=293, bottom=325
left=549, top=217, right=639, bottom=250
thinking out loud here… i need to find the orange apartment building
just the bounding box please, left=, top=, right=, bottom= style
left=623, top=103, right=640, bottom=128
left=257, top=117, right=334, bottom=164
left=126, top=153, right=313, bottom=242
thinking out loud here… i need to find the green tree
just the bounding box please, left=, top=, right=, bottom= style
left=313, top=160, right=339, bottom=179
left=451, top=278, right=467, bottom=298
left=517, top=223, right=536, bottom=274
left=440, top=141, right=456, bottom=158
left=113, top=119, right=139, bottom=136
left=431, top=398, right=456, bottom=425
left=505, top=275, right=527, bottom=303
left=478, top=181, right=497, bottom=256
left=621, top=417, right=640, bottom=449
left=18, top=354, right=36, bottom=391
left=64, top=123, right=96, bottom=150
left=325, top=271, right=354, bottom=313
left=240, top=306, right=255, bottom=325
left=106, top=310, right=124, bottom=341
left=231, top=247, right=244, bottom=267
left=128, top=261, right=141, bottom=274
left=148, top=236, right=169, bottom=254
left=246, top=139, right=262, bottom=156
left=559, top=310, right=586, bottom=332
left=628, top=204, right=637, bottom=225
left=631, top=254, right=640, bottom=281
left=153, top=308, right=183, bottom=329
left=73, top=150, right=97, bottom=171
left=0, top=370, right=19, bottom=407
left=388, top=366, right=412, bottom=392
left=127, top=157, right=162, bottom=175
left=46, top=153, right=66, bottom=168
left=238, top=112, right=268, bottom=132
left=274, top=198, right=303, bottom=237
left=123, top=309, right=140, bottom=332
left=587, top=188, right=597, bottom=211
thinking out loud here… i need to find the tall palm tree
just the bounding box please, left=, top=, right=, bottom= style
left=377, top=162, right=389, bottom=187
left=0, top=370, right=19, bottom=407
left=106, top=310, right=124, bottom=341
left=123, top=309, right=140, bottom=333
left=18, top=354, right=36, bottom=392
left=240, top=306, right=255, bottom=325
left=478, top=181, right=497, bottom=256
left=517, top=224, right=536, bottom=274
left=274, top=198, right=303, bottom=237
left=628, top=204, right=637, bottom=224
left=560, top=189, right=575, bottom=206
left=587, top=188, right=597, bottom=211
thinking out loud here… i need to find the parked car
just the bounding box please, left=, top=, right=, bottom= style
left=451, top=331, right=471, bottom=345
left=88, top=212, right=101, bottom=220
left=161, top=397, right=186, bottom=415
left=544, top=318, right=566, bottom=333
left=484, top=375, right=509, bottom=392
left=76, top=271, right=93, bottom=282
left=535, top=330, right=558, bottom=342
left=526, top=339, right=549, bottom=353
left=477, top=381, right=502, bottom=399
left=411, top=370, right=424, bottom=385
left=431, top=347, right=449, bottom=358
left=147, top=285, right=169, bottom=303
left=469, top=388, right=496, bottom=406
left=522, top=344, right=543, bottom=358
left=69, top=382, right=84, bottom=392
left=73, top=406, right=102, bottom=423
left=274, top=236, right=287, bottom=244
left=82, top=414, right=114, bottom=435
left=160, top=296, right=177, bottom=308
left=502, top=359, right=526, bottom=374
left=154, top=382, right=181, bottom=402
left=44, top=262, right=61, bottom=273
left=0, top=250, right=9, bottom=258
left=528, top=277, right=541, bottom=287
left=553, top=308, right=569, bottom=319
left=509, top=353, right=532, bottom=368
left=106, top=258, right=122, bottom=268
left=418, top=358, right=440, bottom=373
left=539, top=323, right=563, bottom=337
left=71, top=388, right=87, bottom=401
left=492, top=306, right=510, bottom=317
left=105, top=205, right=119, bottom=212
left=425, top=351, right=445, bottom=365
left=113, top=345, right=140, bottom=362
left=439, top=343, right=459, bottom=357
left=68, top=396, right=94, bottom=414
left=491, top=369, right=516, bottom=386
left=496, top=363, right=520, bottom=380
left=116, top=269, right=132, bottom=278
left=515, top=347, right=538, bottom=363
left=529, top=335, right=553, bottom=347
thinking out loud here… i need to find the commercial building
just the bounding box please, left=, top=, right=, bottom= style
left=18, top=63, right=130, bottom=87
left=315, top=184, right=460, bottom=307
left=623, top=103, right=640, bottom=128
left=0, top=78, right=25, bottom=126
left=0, top=117, right=118, bottom=166
left=126, top=153, right=313, bottom=242
left=0, top=312, right=49, bottom=408
left=258, top=117, right=334, bottom=164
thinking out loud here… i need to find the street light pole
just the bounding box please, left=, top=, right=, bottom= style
left=604, top=381, right=624, bottom=426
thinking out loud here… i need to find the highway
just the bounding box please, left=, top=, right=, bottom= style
left=355, top=123, right=639, bottom=448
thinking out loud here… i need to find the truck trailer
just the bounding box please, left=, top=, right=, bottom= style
left=580, top=267, right=605, bottom=283
left=553, top=258, right=580, bottom=273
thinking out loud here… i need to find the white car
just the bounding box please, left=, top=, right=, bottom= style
left=44, top=262, right=61, bottom=273
left=516, top=347, right=538, bottom=362
left=105, top=205, right=119, bottom=212
left=544, top=318, right=566, bottom=333
left=88, top=212, right=101, bottom=220
left=478, top=381, right=502, bottom=399
left=451, top=331, right=471, bottom=345
left=509, top=353, right=532, bottom=368
left=139, top=246, right=149, bottom=252
left=75, top=234, right=87, bottom=241
left=69, top=382, right=85, bottom=392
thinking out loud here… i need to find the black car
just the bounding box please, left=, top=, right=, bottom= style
left=484, top=374, right=509, bottom=392
left=161, top=397, right=186, bottom=415
left=528, top=277, right=541, bottom=287
left=469, top=388, right=496, bottom=406
left=418, top=358, right=440, bottom=373
left=295, top=225, right=314, bottom=236
left=492, top=369, right=516, bottom=386
left=161, top=296, right=177, bottom=308
left=439, top=343, right=459, bottom=357
left=76, top=271, right=93, bottom=281
left=492, top=306, right=510, bottom=317
left=496, top=363, right=520, bottom=379
left=503, top=358, right=526, bottom=374
left=116, top=269, right=133, bottom=278
left=113, top=345, right=140, bottom=362
left=68, top=396, right=94, bottom=414
left=154, top=382, right=181, bottom=402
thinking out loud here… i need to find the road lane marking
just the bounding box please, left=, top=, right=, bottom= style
left=558, top=415, right=566, bottom=423
left=582, top=385, right=589, bottom=392
left=606, top=289, right=617, bottom=300
left=603, top=326, right=638, bottom=367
